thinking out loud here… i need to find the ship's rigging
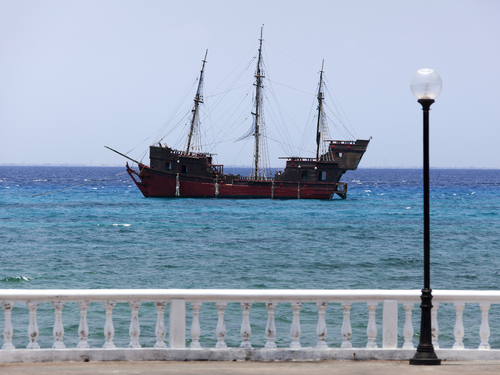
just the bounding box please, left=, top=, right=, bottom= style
left=122, top=30, right=361, bottom=177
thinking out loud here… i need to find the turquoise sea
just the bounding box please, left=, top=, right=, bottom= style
left=1, top=166, right=500, bottom=350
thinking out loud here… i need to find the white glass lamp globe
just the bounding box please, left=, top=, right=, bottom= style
left=410, top=69, right=442, bottom=99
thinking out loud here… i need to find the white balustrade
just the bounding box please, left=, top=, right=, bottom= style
left=316, top=301, right=328, bottom=348
left=265, top=302, right=277, bottom=349
left=290, top=301, right=302, bottom=349
left=366, top=301, right=378, bottom=348
left=215, top=302, right=227, bottom=348
left=51, top=301, right=65, bottom=349
left=26, top=301, right=40, bottom=349
left=190, top=302, right=202, bottom=348
left=432, top=302, right=440, bottom=349
left=402, top=302, right=414, bottom=349
left=128, top=300, right=141, bottom=348
left=341, top=301, right=353, bottom=348
left=154, top=301, right=167, bottom=348
left=453, top=301, right=465, bottom=349
left=103, top=300, right=116, bottom=349
left=2, top=289, right=500, bottom=363
left=1, top=302, right=15, bottom=350
left=479, top=302, right=491, bottom=350
left=77, top=300, right=90, bottom=348
left=239, top=302, right=252, bottom=349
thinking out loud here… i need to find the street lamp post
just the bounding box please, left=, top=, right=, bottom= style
left=409, top=68, right=442, bottom=366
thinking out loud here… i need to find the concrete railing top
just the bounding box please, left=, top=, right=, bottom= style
left=1, top=289, right=500, bottom=303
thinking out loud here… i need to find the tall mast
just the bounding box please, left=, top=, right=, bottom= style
left=185, top=49, right=208, bottom=155
left=316, top=60, right=324, bottom=161
left=252, top=27, right=265, bottom=180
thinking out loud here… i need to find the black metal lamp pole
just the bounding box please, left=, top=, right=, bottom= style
left=409, top=68, right=442, bottom=365
left=409, top=98, right=441, bottom=365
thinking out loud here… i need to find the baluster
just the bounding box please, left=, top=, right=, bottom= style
left=154, top=302, right=167, bottom=348
left=452, top=301, right=465, bottom=349
left=26, top=301, right=40, bottom=349
left=215, top=302, right=227, bottom=348
left=290, top=301, right=302, bottom=349
left=128, top=301, right=141, bottom=348
left=239, top=302, right=252, bottom=349
left=51, top=301, right=65, bottom=349
left=77, top=300, right=90, bottom=348
left=190, top=302, right=202, bottom=348
left=431, top=302, right=440, bottom=349
left=341, top=301, right=353, bottom=348
left=2, top=302, right=15, bottom=350
left=265, top=302, right=277, bottom=349
left=478, top=302, right=491, bottom=350
left=316, top=301, right=328, bottom=348
left=366, top=301, right=378, bottom=348
left=402, top=302, right=414, bottom=349
left=102, top=300, right=116, bottom=348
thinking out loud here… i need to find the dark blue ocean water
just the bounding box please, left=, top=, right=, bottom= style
left=1, top=166, right=500, bottom=350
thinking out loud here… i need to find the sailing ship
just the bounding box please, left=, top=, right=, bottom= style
left=109, top=31, right=370, bottom=199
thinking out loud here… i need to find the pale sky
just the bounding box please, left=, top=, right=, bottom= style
left=1, top=0, right=499, bottom=168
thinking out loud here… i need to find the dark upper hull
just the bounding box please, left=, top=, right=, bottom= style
left=126, top=139, right=369, bottom=199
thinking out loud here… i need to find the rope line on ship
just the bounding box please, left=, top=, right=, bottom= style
left=323, top=76, right=358, bottom=139
left=264, top=76, right=299, bottom=156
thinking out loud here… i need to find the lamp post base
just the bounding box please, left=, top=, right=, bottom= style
left=409, top=288, right=441, bottom=365
left=409, top=353, right=441, bottom=366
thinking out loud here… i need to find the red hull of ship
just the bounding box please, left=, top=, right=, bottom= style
left=127, top=164, right=341, bottom=199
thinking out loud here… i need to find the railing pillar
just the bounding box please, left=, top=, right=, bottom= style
left=382, top=299, right=398, bottom=349
left=77, top=300, right=90, bottom=348
left=479, top=302, right=491, bottom=350
left=316, top=301, right=328, bottom=348
left=431, top=302, right=440, bottom=349
left=265, top=302, right=277, bottom=349
left=1, top=302, right=15, bottom=350
left=366, top=301, right=378, bottom=348
left=190, top=302, right=202, bottom=348
left=215, top=302, right=227, bottom=348
left=341, top=301, right=353, bottom=348
left=128, top=300, right=141, bottom=348
left=239, top=302, right=252, bottom=349
left=290, top=301, right=302, bottom=349
left=26, top=301, right=40, bottom=349
left=402, top=302, right=415, bottom=349
left=154, top=301, right=167, bottom=348
left=169, top=299, right=186, bottom=348
left=51, top=301, right=65, bottom=349
left=103, top=300, right=116, bottom=348
left=453, top=301, right=465, bottom=349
